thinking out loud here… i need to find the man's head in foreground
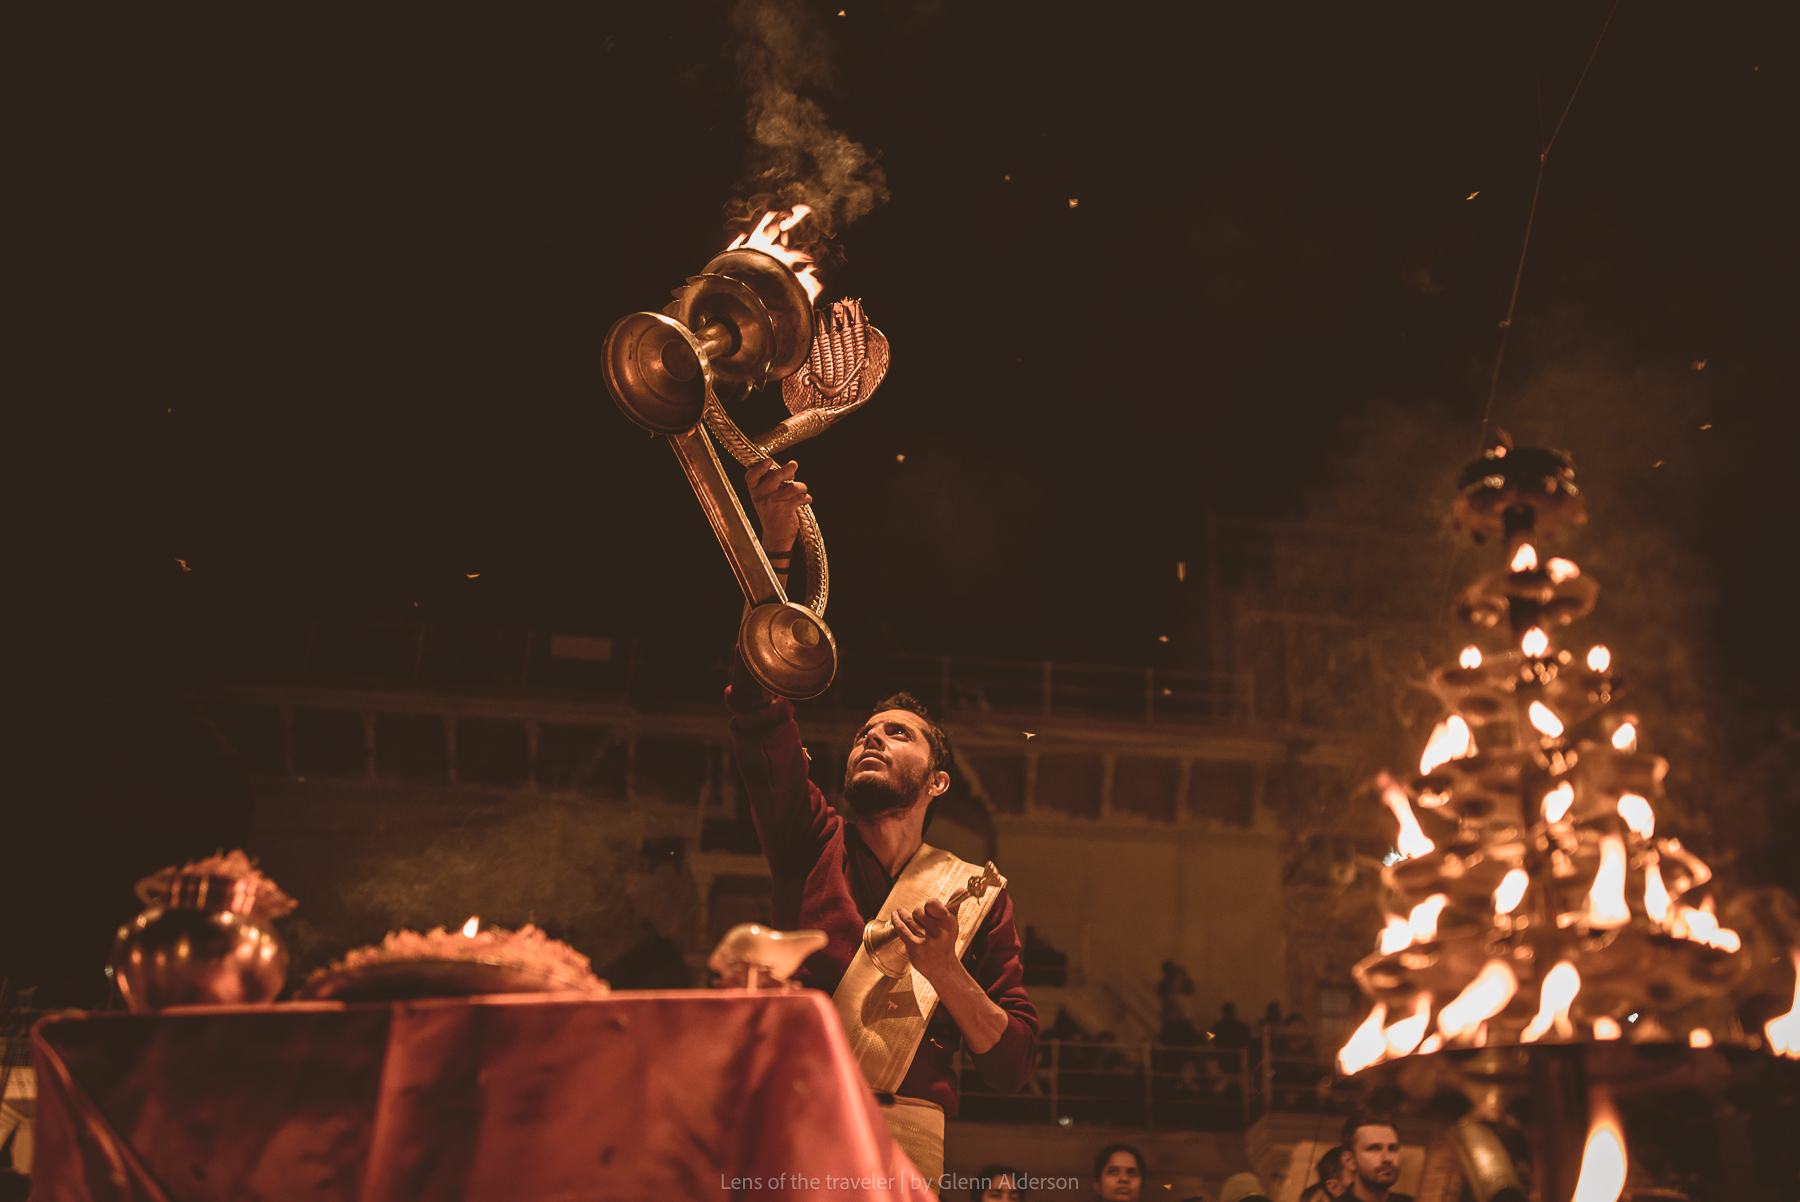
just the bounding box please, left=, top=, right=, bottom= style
left=1315, top=1146, right=1353, bottom=1198
left=973, top=1165, right=1026, bottom=1201
left=844, top=692, right=952, bottom=824
left=1093, top=1145, right=1145, bottom=1202
left=1341, top=1114, right=1403, bottom=1199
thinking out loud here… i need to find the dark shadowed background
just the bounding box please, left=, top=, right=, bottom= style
left=8, top=1, right=1797, bottom=1001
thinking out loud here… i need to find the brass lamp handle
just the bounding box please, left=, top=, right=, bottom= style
left=703, top=392, right=830, bottom=617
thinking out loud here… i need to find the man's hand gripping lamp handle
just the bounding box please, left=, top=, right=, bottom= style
left=862, top=862, right=1007, bottom=980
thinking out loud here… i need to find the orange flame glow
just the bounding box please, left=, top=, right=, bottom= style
left=1592, top=1017, right=1622, bottom=1040
left=728, top=207, right=824, bottom=301
left=1521, top=627, right=1549, bottom=657
left=1587, top=645, right=1612, bottom=672
left=1437, top=960, right=1518, bottom=1041
left=1544, top=782, right=1575, bottom=823
left=1643, top=858, right=1671, bottom=924
left=1529, top=701, right=1565, bottom=738
left=462, top=916, right=480, bottom=938
left=1408, top=894, right=1450, bottom=943
left=1338, top=1003, right=1389, bottom=1075
left=1571, top=1094, right=1628, bottom=1202
left=1379, top=913, right=1413, bottom=955
left=1521, top=961, right=1581, bottom=1042
left=1380, top=775, right=1437, bottom=859
left=1418, top=717, right=1475, bottom=776
left=1765, top=951, right=1800, bottom=1058
left=1493, top=868, right=1530, bottom=915
left=1616, top=794, right=1654, bottom=838
left=1689, top=1028, right=1714, bottom=1048
left=1673, top=902, right=1742, bottom=952
left=1587, top=835, right=1631, bottom=928
left=1459, top=645, right=1483, bottom=669
left=1612, top=722, right=1638, bottom=751
left=1511, top=544, right=1539, bottom=572
left=1383, top=991, right=1433, bottom=1057
left=1547, top=557, right=1581, bottom=583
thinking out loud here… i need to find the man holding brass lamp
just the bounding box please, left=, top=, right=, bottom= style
left=724, top=457, right=1039, bottom=1186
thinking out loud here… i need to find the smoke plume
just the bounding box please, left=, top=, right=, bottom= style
left=725, top=0, right=888, bottom=257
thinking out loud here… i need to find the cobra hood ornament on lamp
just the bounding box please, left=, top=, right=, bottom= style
left=602, top=208, right=889, bottom=698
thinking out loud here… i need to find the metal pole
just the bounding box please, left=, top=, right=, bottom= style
left=1049, top=1040, right=1060, bottom=1124
left=1240, top=1048, right=1252, bottom=1125
left=1261, top=1023, right=1275, bottom=1115
left=1529, top=1046, right=1588, bottom=1202
left=1144, top=1043, right=1156, bottom=1129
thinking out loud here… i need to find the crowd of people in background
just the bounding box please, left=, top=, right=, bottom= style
left=960, top=1112, right=1410, bottom=1202
left=995, top=966, right=1335, bottom=1129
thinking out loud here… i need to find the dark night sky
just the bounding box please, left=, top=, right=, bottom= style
left=15, top=1, right=1797, bottom=687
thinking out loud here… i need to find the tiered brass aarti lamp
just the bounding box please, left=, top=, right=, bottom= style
left=1335, top=442, right=1799, bottom=1202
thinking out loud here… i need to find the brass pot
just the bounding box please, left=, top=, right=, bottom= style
left=110, top=873, right=288, bottom=1011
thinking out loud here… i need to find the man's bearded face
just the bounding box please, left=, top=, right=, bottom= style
left=844, top=710, right=936, bottom=820
left=1350, top=1126, right=1402, bottom=1191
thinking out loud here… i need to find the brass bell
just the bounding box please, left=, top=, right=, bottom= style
left=862, top=863, right=1007, bottom=979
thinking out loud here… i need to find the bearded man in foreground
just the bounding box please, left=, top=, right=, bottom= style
left=724, top=458, right=1039, bottom=1184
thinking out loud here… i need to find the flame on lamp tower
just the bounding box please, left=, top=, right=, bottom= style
left=1521, top=961, right=1581, bottom=1042
left=1338, top=1004, right=1389, bottom=1075
left=1437, top=960, right=1519, bottom=1041
left=1380, top=774, right=1437, bottom=859
left=1570, top=1091, right=1629, bottom=1202
left=1766, top=952, right=1800, bottom=1058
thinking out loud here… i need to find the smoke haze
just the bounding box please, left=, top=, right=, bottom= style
left=726, top=0, right=888, bottom=245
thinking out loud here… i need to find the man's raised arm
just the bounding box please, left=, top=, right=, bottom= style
left=727, top=458, right=832, bottom=876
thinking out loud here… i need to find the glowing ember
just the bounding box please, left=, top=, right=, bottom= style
left=1493, top=868, right=1530, bottom=915
left=1459, top=645, right=1483, bottom=669
left=1437, top=960, right=1518, bottom=1041
left=1521, top=627, right=1549, bottom=657
left=1688, top=1028, right=1714, bottom=1048
left=1418, top=717, right=1474, bottom=775
left=1510, top=544, right=1538, bottom=572
left=1380, top=774, right=1437, bottom=859
left=1571, top=1097, right=1628, bottom=1202
left=1643, top=858, right=1671, bottom=923
left=1521, top=961, right=1581, bottom=1042
left=1612, top=722, right=1638, bottom=752
left=1587, top=835, right=1631, bottom=928
left=1587, top=645, right=1612, bottom=672
left=1408, top=894, right=1450, bottom=943
left=1592, top=1017, right=1622, bottom=1040
left=1338, top=1003, right=1389, bottom=1075
left=728, top=207, right=824, bottom=301
left=1383, top=991, right=1433, bottom=1057
left=462, top=916, right=480, bottom=938
left=1544, top=781, right=1575, bottom=823
left=1546, top=557, right=1581, bottom=583
left=1529, top=701, right=1565, bottom=738
left=1765, top=951, right=1800, bottom=1058
left=1616, top=793, right=1654, bottom=838
left=1379, top=913, right=1413, bottom=955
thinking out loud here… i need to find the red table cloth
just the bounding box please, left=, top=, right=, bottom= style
left=30, top=990, right=936, bottom=1201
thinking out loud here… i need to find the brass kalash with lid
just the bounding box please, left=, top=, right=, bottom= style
left=602, top=210, right=888, bottom=699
